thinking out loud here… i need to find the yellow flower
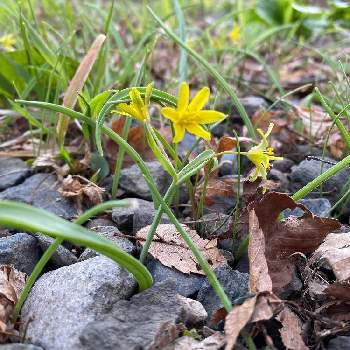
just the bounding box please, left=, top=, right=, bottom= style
left=161, top=82, right=226, bottom=143
left=246, top=123, right=283, bottom=181
left=229, top=24, right=240, bottom=43
left=114, top=82, right=153, bottom=122
left=0, top=34, right=16, bottom=51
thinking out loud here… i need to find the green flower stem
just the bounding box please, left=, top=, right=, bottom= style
left=12, top=200, right=129, bottom=322
left=111, top=117, right=132, bottom=198
left=315, top=87, right=350, bottom=149
left=147, top=5, right=256, bottom=140
left=17, top=100, right=233, bottom=312
left=140, top=183, right=176, bottom=263
left=292, top=154, right=350, bottom=201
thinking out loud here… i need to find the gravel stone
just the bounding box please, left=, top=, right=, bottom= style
left=78, top=226, right=135, bottom=261
left=119, top=161, right=172, bottom=200
left=21, top=256, right=136, bottom=350
left=273, top=158, right=295, bottom=173
left=283, top=198, right=332, bottom=219
left=34, top=234, right=77, bottom=267
left=0, top=345, right=44, bottom=350
left=0, top=174, right=76, bottom=219
left=0, top=233, right=40, bottom=274
left=0, top=157, right=30, bottom=191
left=197, top=264, right=249, bottom=316
left=146, top=256, right=205, bottom=297
left=327, top=336, right=350, bottom=350
left=112, top=198, right=170, bottom=234
left=290, top=159, right=350, bottom=205
left=197, top=213, right=232, bottom=239
left=79, top=280, right=186, bottom=350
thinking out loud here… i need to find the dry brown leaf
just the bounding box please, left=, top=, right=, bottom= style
left=136, top=224, right=226, bottom=275
left=59, top=175, right=104, bottom=206
left=276, top=307, right=308, bottom=350
left=57, top=34, right=106, bottom=142
left=173, top=333, right=226, bottom=350
left=0, top=265, right=26, bottom=342
left=224, top=295, right=257, bottom=350
left=248, top=192, right=340, bottom=295
left=311, top=232, right=350, bottom=282
left=248, top=208, right=273, bottom=294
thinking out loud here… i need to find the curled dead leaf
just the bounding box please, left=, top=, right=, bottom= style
left=276, top=307, right=308, bottom=350
left=0, top=265, right=26, bottom=342
left=136, top=224, right=227, bottom=275
left=248, top=192, right=340, bottom=295
left=59, top=175, right=104, bottom=206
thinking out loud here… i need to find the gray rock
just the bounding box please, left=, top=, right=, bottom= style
left=290, top=159, right=350, bottom=205
left=0, top=157, right=30, bottom=191
left=34, top=234, right=77, bottom=267
left=0, top=345, right=44, bottom=350
left=119, top=161, right=172, bottom=200
left=273, top=158, right=295, bottom=173
left=327, top=336, right=350, bottom=350
left=176, top=295, right=207, bottom=326
left=219, top=153, right=238, bottom=176
left=112, top=198, right=170, bottom=234
left=21, top=256, right=136, bottom=350
left=230, top=96, right=268, bottom=119
left=79, top=226, right=135, bottom=261
left=198, top=213, right=231, bottom=239
left=79, top=280, right=185, bottom=350
left=85, top=218, right=114, bottom=229
left=0, top=233, right=40, bottom=274
left=283, top=198, right=332, bottom=219
left=268, top=168, right=290, bottom=192
left=197, top=264, right=249, bottom=316
left=146, top=257, right=205, bottom=297
left=0, top=174, right=76, bottom=219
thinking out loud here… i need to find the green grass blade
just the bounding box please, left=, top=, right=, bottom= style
left=0, top=200, right=153, bottom=292
left=172, top=0, right=187, bottom=82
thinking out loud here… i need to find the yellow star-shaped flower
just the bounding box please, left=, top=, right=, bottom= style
left=114, top=82, right=153, bottom=122
left=246, top=123, right=283, bottom=181
left=0, top=34, right=16, bottom=51
left=161, top=82, right=226, bottom=143
left=229, top=24, right=240, bottom=43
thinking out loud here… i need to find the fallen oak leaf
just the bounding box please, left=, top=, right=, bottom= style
left=0, top=265, right=26, bottom=342
left=224, top=295, right=257, bottom=350
left=248, top=192, right=340, bottom=295
left=224, top=192, right=339, bottom=349
left=276, top=307, right=308, bottom=350
left=136, top=224, right=226, bottom=275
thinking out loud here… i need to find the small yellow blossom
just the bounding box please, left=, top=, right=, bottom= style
left=114, top=82, right=153, bottom=122
left=246, top=123, right=283, bottom=181
left=229, top=24, right=240, bottom=43
left=161, top=82, right=226, bottom=143
left=0, top=34, right=16, bottom=51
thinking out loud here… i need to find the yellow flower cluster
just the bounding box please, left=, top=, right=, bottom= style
left=246, top=123, right=283, bottom=181
left=114, top=82, right=282, bottom=181
left=0, top=34, right=15, bottom=51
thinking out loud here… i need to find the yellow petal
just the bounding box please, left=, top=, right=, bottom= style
left=196, top=110, right=226, bottom=124
left=116, top=103, right=144, bottom=121
left=173, top=123, right=185, bottom=143
left=161, top=107, right=180, bottom=122
left=249, top=167, right=260, bottom=182
left=186, top=123, right=211, bottom=140
left=178, top=82, right=189, bottom=112
left=130, top=88, right=146, bottom=119
left=188, top=86, right=210, bottom=112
